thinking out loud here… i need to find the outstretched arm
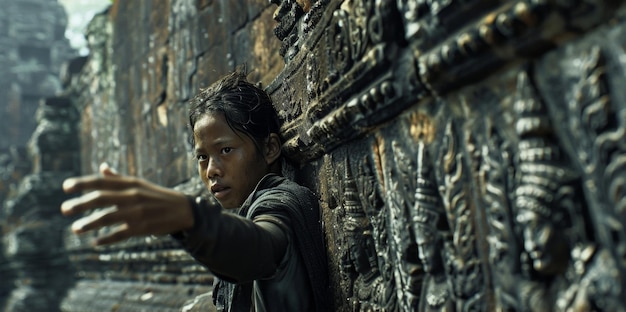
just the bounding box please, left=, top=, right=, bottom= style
left=174, top=196, right=289, bottom=283
left=61, top=163, right=288, bottom=281
left=61, top=163, right=195, bottom=245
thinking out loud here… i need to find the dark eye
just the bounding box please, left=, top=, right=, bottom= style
left=196, top=154, right=208, bottom=162
left=221, top=147, right=232, bottom=154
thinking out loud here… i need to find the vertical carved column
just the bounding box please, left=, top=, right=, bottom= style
left=409, top=113, right=454, bottom=311
left=476, top=116, right=520, bottom=310
left=511, top=71, right=580, bottom=310
left=2, top=97, right=79, bottom=311
left=384, top=138, right=423, bottom=311
left=356, top=153, right=398, bottom=311
left=433, top=120, right=487, bottom=311
left=536, top=39, right=626, bottom=310
left=341, top=159, right=387, bottom=311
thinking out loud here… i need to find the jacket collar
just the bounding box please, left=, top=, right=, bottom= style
left=237, top=173, right=285, bottom=214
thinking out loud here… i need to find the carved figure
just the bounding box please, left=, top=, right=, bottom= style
left=478, top=119, right=522, bottom=309
left=413, top=143, right=453, bottom=312
left=434, top=119, right=485, bottom=311
left=557, top=243, right=623, bottom=311
left=554, top=47, right=626, bottom=312
left=357, top=154, right=398, bottom=311
left=386, top=139, right=423, bottom=311
left=513, top=72, right=571, bottom=276
left=407, top=113, right=453, bottom=311
left=270, top=0, right=309, bottom=60
left=340, top=158, right=394, bottom=312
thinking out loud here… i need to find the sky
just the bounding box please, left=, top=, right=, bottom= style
left=59, top=0, right=111, bottom=55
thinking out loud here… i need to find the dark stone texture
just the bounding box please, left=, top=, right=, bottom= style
left=0, top=0, right=75, bottom=151
left=4, top=0, right=626, bottom=311
left=46, top=2, right=281, bottom=310
left=1, top=97, right=80, bottom=311
left=0, top=1, right=75, bottom=309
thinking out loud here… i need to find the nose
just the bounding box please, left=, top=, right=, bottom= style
left=206, top=157, right=223, bottom=180
left=523, top=227, right=537, bottom=252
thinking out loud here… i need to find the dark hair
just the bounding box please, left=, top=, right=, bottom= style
left=188, top=70, right=280, bottom=151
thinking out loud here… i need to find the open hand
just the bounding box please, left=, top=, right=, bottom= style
left=61, top=163, right=195, bottom=246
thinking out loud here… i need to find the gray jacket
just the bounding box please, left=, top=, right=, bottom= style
left=173, top=174, right=330, bottom=312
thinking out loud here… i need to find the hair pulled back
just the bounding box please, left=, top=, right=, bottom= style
left=188, top=70, right=280, bottom=149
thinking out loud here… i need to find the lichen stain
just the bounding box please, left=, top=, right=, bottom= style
left=409, top=112, right=435, bottom=144
left=372, top=134, right=385, bottom=194
left=157, top=104, right=168, bottom=127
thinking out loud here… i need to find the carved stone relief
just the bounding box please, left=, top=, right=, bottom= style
left=271, top=1, right=626, bottom=310
left=409, top=114, right=454, bottom=312
left=534, top=30, right=626, bottom=310
left=433, top=118, right=487, bottom=311
left=10, top=0, right=625, bottom=311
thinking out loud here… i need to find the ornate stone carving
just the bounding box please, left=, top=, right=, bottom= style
left=356, top=153, right=398, bottom=311
left=553, top=45, right=626, bottom=311
left=409, top=113, right=453, bottom=311
left=434, top=119, right=486, bottom=311
left=510, top=71, right=587, bottom=310
left=476, top=117, right=521, bottom=310
left=32, top=1, right=626, bottom=311
left=383, top=137, right=423, bottom=311
left=340, top=158, right=389, bottom=311
left=270, top=0, right=623, bottom=168
left=512, top=71, right=573, bottom=277
left=271, top=0, right=307, bottom=60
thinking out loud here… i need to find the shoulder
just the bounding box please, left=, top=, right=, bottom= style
left=257, top=175, right=316, bottom=201
left=247, top=176, right=319, bottom=218
left=267, top=178, right=314, bottom=196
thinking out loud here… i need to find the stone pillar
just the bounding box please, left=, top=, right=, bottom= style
left=0, top=147, right=30, bottom=309
left=0, top=2, right=76, bottom=308
left=1, top=97, right=80, bottom=311
left=0, top=0, right=75, bottom=150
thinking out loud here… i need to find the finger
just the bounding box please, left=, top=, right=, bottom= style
left=62, top=191, right=102, bottom=216
left=63, top=175, right=139, bottom=194
left=99, top=162, right=119, bottom=177
left=71, top=200, right=174, bottom=234
left=63, top=175, right=99, bottom=193
left=78, top=205, right=190, bottom=245
left=94, top=216, right=171, bottom=246
left=71, top=206, right=138, bottom=234
left=93, top=223, right=134, bottom=246
left=61, top=189, right=142, bottom=216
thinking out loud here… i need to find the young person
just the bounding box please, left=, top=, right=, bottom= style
left=60, top=70, right=330, bottom=312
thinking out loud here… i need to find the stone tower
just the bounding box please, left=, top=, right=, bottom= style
left=0, top=0, right=75, bottom=150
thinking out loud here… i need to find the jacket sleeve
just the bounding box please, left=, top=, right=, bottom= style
left=171, top=196, right=290, bottom=283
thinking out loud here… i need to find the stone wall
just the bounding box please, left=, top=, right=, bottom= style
left=6, top=0, right=626, bottom=311
left=54, top=1, right=282, bottom=311
left=1, top=97, right=80, bottom=311
left=65, top=0, right=281, bottom=184
left=0, top=0, right=75, bottom=150
left=269, top=1, right=626, bottom=310
left=0, top=0, right=74, bottom=210
left=0, top=0, right=75, bottom=310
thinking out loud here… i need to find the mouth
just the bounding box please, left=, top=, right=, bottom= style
left=529, top=250, right=544, bottom=261
left=210, top=184, right=231, bottom=200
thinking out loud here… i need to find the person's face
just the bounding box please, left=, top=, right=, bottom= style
left=517, top=209, right=566, bottom=273
left=416, top=228, right=437, bottom=273
left=193, top=112, right=272, bottom=209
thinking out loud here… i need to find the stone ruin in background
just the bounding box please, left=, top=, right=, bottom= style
left=0, top=0, right=76, bottom=310
left=0, top=0, right=75, bottom=151
left=3, top=0, right=626, bottom=311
